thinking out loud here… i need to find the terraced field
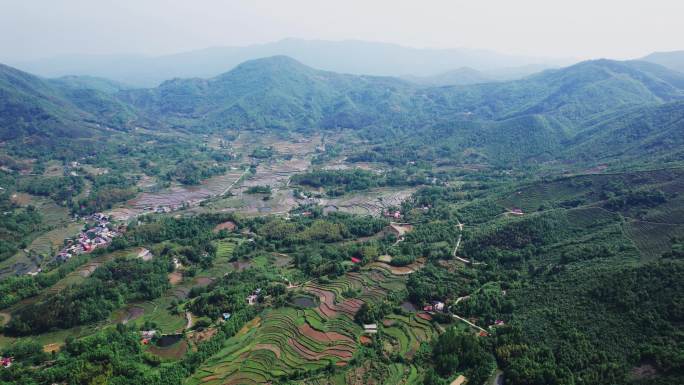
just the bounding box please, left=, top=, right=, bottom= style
left=641, top=195, right=684, bottom=225
left=215, top=240, right=236, bottom=259
left=134, top=171, right=247, bottom=208
left=565, top=206, right=619, bottom=228
left=625, top=220, right=684, bottom=260
left=0, top=216, right=81, bottom=277
left=189, top=262, right=417, bottom=384
left=113, top=296, right=186, bottom=333
left=318, top=187, right=417, bottom=216
left=381, top=313, right=436, bottom=359
left=499, top=179, right=588, bottom=212
left=500, top=168, right=684, bottom=214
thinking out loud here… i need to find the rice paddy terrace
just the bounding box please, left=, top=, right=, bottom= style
left=498, top=167, right=684, bottom=260
left=189, top=260, right=430, bottom=385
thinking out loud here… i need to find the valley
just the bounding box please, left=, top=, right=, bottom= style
left=0, top=53, right=682, bottom=385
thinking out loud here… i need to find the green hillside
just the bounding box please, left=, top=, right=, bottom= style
left=0, top=64, right=137, bottom=143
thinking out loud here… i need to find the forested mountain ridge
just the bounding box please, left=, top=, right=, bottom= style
left=120, top=56, right=684, bottom=133
left=119, top=55, right=424, bottom=131
left=1, top=56, right=684, bottom=168
left=422, top=59, right=684, bottom=126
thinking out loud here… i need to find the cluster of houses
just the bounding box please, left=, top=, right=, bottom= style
left=489, top=320, right=506, bottom=329
left=0, top=356, right=12, bottom=368
left=246, top=288, right=262, bottom=305
left=54, top=213, right=122, bottom=263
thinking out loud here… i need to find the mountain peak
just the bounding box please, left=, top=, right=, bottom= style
left=229, top=55, right=311, bottom=74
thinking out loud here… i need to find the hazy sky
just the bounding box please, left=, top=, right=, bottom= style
left=1, top=0, right=682, bottom=62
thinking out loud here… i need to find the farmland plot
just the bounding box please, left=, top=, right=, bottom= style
left=189, top=262, right=418, bottom=384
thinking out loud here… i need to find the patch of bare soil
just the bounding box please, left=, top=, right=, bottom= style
left=189, top=327, right=218, bottom=344
left=0, top=312, right=11, bottom=326
left=168, top=272, right=183, bottom=285
left=231, top=261, right=252, bottom=271
left=213, top=221, right=237, bottom=233
left=450, top=375, right=467, bottom=385
left=43, top=343, right=61, bottom=353
left=359, top=335, right=372, bottom=345
left=417, top=312, right=433, bottom=321
left=194, top=277, right=214, bottom=286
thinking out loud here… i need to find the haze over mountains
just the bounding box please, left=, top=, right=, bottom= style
left=1, top=54, right=683, bottom=168
left=9, top=39, right=573, bottom=87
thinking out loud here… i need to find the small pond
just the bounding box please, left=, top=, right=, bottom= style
left=157, top=334, right=183, bottom=348
left=400, top=301, right=418, bottom=312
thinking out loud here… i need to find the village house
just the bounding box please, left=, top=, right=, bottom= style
left=489, top=319, right=505, bottom=329
left=363, top=324, right=378, bottom=334
left=423, top=301, right=445, bottom=312
left=141, top=330, right=157, bottom=339
left=509, top=208, right=524, bottom=215
left=384, top=210, right=402, bottom=219
left=246, top=288, right=262, bottom=305
left=0, top=357, right=12, bottom=368
left=173, top=257, right=183, bottom=270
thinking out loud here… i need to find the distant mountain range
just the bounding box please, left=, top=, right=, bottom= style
left=1, top=55, right=683, bottom=167
left=642, top=50, right=684, bottom=74
left=402, top=64, right=556, bottom=86
left=7, top=39, right=571, bottom=87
